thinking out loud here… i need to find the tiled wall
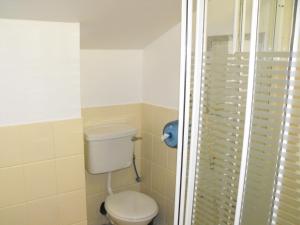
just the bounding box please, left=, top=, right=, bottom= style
left=141, top=104, right=178, bottom=225
left=81, top=104, right=142, bottom=225
left=0, top=103, right=178, bottom=225
left=0, top=119, right=87, bottom=225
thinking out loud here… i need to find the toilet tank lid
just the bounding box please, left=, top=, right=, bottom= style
left=84, top=124, right=137, bottom=141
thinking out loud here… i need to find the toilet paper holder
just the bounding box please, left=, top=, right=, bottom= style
left=161, top=120, right=178, bottom=148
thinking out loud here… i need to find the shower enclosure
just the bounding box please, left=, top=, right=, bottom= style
left=175, top=0, right=300, bottom=225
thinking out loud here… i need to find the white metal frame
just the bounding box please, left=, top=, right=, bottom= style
left=234, top=0, right=260, bottom=224
left=183, top=0, right=207, bottom=224
left=173, top=0, right=194, bottom=224
left=293, top=1, right=300, bottom=52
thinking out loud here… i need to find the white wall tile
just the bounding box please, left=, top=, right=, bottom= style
left=0, top=19, right=81, bottom=126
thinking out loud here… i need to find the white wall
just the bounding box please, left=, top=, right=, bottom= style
left=79, top=1, right=243, bottom=110
left=80, top=50, right=143, bottom=108
left=0, top=19, right=80, bottom=126
left=142, top=24, right=181, bottom=109
left=80, top=25, right=181, bottom=110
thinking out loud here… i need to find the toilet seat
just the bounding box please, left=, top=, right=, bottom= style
left=105, top=191, right=158, bottom=223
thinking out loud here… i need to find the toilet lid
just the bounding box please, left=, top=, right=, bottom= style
left=105, top=191, right=158, bottom=222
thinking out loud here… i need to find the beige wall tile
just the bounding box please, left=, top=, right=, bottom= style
left=150, top=191, right=167, bottom=225
left=26, top=196, right=59, bottom=225
left=85, top=172, right=107, bottom=195
left=20, top=123, right=54, bottom=163
left=87, top=220, right=100, bottom=225
left=56, top=155, right=85, bottom=193
left=166, top=170, right=176, bottom=202
left=111, top=166, right=136, bottom=189
left=82, top=104, right=141, bottom=129
left=152, top=105, right=178, bottom=136
left=0, top=119, right=87, bottom=225
left=24, top=160, right=56, bottom=200
left=134, top=141, right=142, bottom=159
left=141, top=104, right=178, bottom=225
left=113, top=183, right=141, bottom=194
left=142, top=104, right=153, bottom=133
left=153, top=136, right=168, bottom=168
left=86, top=193, right=107, bottom=224
left=167, top=148, right=177, bottom=173
left=151, top=164, right=167, bottom=195
left=140, top=184, right=151, bottom=196
left=0, top=204, right=26, bottom=225
left=58, top=190, right=87, bottom=225
left=53, top=119, right=84, bottom=157
left=72, top=221, right=88, bottom=225
left=0, top=126, right=22, bottom=167
left=0, top=166, right=25, bottom=208
left=141, top=159, right=152, bottom=188
left=166, top=200, right=175, bottom=225
left=141, top=132, right=153, bottom=160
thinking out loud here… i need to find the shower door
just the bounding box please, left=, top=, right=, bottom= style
left=174, top=0, right=300, bottom=225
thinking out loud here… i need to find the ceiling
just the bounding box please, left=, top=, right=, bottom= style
left=0, top=0, right=181, bottom=49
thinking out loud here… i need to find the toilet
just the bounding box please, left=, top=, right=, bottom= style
left=84, top=124, right=158, bottom=225
left=105, top=191, right=158, bottom=225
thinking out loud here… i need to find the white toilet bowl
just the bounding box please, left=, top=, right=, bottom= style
left=105, top=191, right=158, bottom=225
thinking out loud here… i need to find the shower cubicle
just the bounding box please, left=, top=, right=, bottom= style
left=175, top=0, right=300, bottom=225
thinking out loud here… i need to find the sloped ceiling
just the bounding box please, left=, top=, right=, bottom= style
left=0, top=0, right=181, bottom=49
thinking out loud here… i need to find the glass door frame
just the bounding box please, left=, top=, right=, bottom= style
left=174, top=0, right=300, bottom=225
left=173, top=0, right=194, bottom=224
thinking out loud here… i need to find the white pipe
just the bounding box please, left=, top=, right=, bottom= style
left=107, top=172, right=113, bottom=195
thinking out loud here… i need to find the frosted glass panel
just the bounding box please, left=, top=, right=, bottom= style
left=192, top=51, right=248, bottom=225
left=241, top=1, right=299, bottom=225
left=241, top=52, right=290, bottom=225
left=189, top=0, right=251, bottom=224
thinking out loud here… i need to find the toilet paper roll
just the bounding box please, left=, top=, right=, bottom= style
left=162, top=120, right=178, bottom=148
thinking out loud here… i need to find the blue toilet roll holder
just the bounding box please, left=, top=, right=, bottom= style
left=161, top=120, right=178, bottom=148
